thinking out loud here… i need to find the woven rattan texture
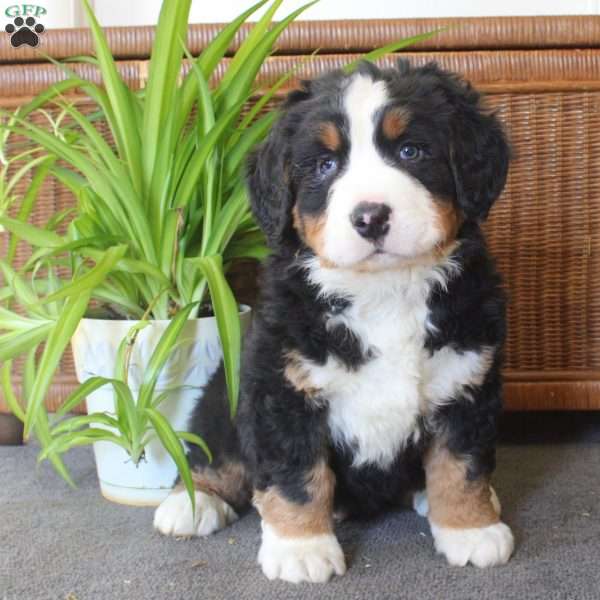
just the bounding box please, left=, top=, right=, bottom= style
left=4, top=50, right=600, bottom=100
left=2, top=16, right=600, bottom=64
left=1, top=18, right=599, bottom=411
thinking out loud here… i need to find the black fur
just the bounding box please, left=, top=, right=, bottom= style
left=187, top=60, right=509, bottom=521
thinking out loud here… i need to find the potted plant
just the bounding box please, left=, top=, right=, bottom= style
left=0, top=0, right=305, bottom=506
left=0, top=0, right=435, bottom=506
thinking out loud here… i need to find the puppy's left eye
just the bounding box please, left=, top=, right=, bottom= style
left=399, top=144, right=421, bottom=161
left=317, top=157, right=338, bottom=178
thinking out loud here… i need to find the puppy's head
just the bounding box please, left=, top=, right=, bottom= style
left=247, top=60, right=510, bottom=269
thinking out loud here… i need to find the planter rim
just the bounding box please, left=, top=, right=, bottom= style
left=80, top=303, right=251, bottom=324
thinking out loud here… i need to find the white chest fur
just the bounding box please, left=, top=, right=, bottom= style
left=302, top=256, right=491, bottom=469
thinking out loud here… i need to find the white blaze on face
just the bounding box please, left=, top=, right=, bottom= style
left=322, top=74, right=445, bottom=268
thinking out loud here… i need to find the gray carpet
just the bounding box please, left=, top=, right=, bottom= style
left=2, top=435, right=600, bottom=600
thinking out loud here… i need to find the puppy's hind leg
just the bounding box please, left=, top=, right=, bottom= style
left=154, top=365, right=251, bottom=537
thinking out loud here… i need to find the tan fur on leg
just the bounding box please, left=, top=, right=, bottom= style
left=254, top=461, right=335, bottom=537
left=425, top=444, right=499, bottom=529
left=191, top=461, right=252, bottom=512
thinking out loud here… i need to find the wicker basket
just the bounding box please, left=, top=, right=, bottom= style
left=1, top=16, right=599, bottom=411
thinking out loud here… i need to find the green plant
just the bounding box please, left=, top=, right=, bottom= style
left=0, top=0, right=437, bottom=502
left=0, top=0, right=313, bottom=491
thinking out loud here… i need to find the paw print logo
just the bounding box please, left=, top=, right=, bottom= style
left=5, top=16, right=45, bottom=48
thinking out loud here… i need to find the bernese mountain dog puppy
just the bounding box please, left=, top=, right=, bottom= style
left=154, top=60, right=514, bottom=583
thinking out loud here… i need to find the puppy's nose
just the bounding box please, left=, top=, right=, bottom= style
left=350, top=202, right=391, bottom=241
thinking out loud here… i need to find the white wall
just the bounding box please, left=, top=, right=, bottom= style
left=90, top=0, right=600, bottom=27
left=5, top=0, right=596, bottom=29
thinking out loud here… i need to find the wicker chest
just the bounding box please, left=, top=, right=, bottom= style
left=1, top=16, right=599, bottom=411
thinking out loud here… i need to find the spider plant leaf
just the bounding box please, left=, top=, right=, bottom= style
left=0, top=259, right=47, bottom=317
left=0, top=361, right=25, bottom=422
left=33, top=412, right=76, bottom=487
left=7, top=123, right=127, bottom=223
left=204, top=184, right=249, bottom=256
left=6, top=157, right=54, bottom=263
left=224, top=238, right=270, bottom=262
left=182, top=55, right=218, bottom=255
left=23, top=236, right=124, bottom=272
left=182, top=43, right=215, bottom=138
left=51, top=412, right=121, bottom=436
left=145, top=407, right=196, bottom=512
left=343, top=30, right=444, bottom=73
left=0, top=306, right=49, bottom=330
left=44, top=266, right=62, bottom=318
left=13, top=79, right=83, bottom=121
left=189, top=255, right=241, bottom=418
left=176, top=431, right=212, bottom=463
left=38, top=55, right=130, bottom=167
left=24, top=290, right=92, bottom=437
left=173, top=101, right=241, bottom=208
left=38, top=428, right=130, bottom=462
left=21, top=344, right=37, bottom=405
left=0, top=324, right=53, bottom=362
left=80, top=0, right=142, bottom=195
left=53, top=99, right=133, bottom=187
left=92, top=286, right=145, bottom=319
left=111, top=379, right=139, bottom=445
left=44, top=207, right=76, bottom=232
left=50, top=166, right=87, bottom=195
left=80, top=248, right=173, bottom=291
left=41, top=244, right=127, bottom=305
left=4, top=154, right=51, bottom=198
left=217, top=2, right=318, bottom=112
left=55, top=376, right=113, bottom=416
left=233, top=52, right=314, bottom=137
left=142, top=0, right=192, bottom=188
left=217, top=0, right=285, bottom=95
left=175, top=0, right=270, bottom=137
left=0, top=216, right=64, bottom=248
left=224, top=111, right=277, bottom=179
left=137, top=302, right=198, bottom=411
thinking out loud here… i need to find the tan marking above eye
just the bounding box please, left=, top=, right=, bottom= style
left=318, top=121, right=342, bottom=152
left=382, top=106, right=410, bottom=140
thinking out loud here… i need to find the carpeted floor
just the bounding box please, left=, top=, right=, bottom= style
left=2, top=414, right=600, bottom=600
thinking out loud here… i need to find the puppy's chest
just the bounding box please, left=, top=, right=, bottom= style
left=318, top=290, right=432, bottom=468
left=296, top=259, right=492, bottom=469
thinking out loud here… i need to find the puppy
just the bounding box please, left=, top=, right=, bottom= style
left=154, top=60, right=514, bottom=583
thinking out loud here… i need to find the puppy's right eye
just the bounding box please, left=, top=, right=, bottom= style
left=317, top=157, right=338, bottom=178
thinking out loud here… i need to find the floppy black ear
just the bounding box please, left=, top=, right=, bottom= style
left=246, top=83, right=312, bottom=249
left=448, top=83, right=511, bottom=222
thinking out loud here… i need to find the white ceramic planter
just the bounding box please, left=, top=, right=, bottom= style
left=70, top=307, right=251, bottom=506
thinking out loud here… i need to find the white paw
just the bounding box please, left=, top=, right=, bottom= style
left=153, top=489, right=238, bottom=537
left=430, top=521, right=514, bottom=568
left=412, top=490, right=429, bottom=517
left=258, top=522, right=346, bottom=583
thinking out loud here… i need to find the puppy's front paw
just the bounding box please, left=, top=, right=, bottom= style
left=258, top=522, right=346, bottom=583
left=430, top=521, right=514, bottom=568
left=153, top=489, right=237, bottom=537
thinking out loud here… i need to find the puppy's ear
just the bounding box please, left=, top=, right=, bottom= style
left=246, top=83, right=311, bottom=248
left=447, top=81, right=511, bottom=222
